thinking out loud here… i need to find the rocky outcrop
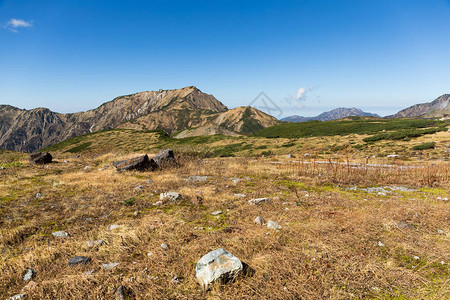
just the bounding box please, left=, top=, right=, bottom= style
left=28, top=152, right=52, bottom=164
left=388, top=94, right=450, bottom=118
left=113, top=155, right=155, bottom=172
left=282, top=107, right=380, bottom=122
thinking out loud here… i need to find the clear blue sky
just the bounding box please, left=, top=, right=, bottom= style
left=1, top=0, right=449, bottom=117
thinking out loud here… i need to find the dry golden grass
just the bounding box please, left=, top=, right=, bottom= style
left=0, top=150, right=449, bottom=299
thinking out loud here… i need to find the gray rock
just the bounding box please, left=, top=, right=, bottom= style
left=153, top=201, right=164, bottom=206
left=234, top=193, right=246, bottom=198
left=211, top=210, right=222, bottom=216
left=254, top=216, right=265, bottom=225
left=171, top=275, right=184, bottom=284
left=7, top=294, right=26, bottom=300
left=113, top=154, right=156, bottom=172
left=134, top=185, right=143, bottom=192
left=267, top=220, right=281, bottom=230
left=161, top=243, right=169, bottom=250
left=398, top=220, right=415, bottom=230
left=160, top=192, right=181, bottom=202
left=52, top=231, right=69, bottom=238
left=23, top=268, right=36, bottom=281
left=86, top=239, right=104, bottom=247
left=108, top=224, right=120, bottom=231
left=35, top=193, right=42, bottom=199
left=68, top=256, right=91, bottom=266
left=101, top=262, right=120, bottom=270
left=248, top=197, right=270, bottom=205
left=186, top=175, right=209, bottom=182
left=115, top=285, right=125, bottom=300
left=151, top=149, right=177, bottom=169
left=195, top=248, right=243, bottom=290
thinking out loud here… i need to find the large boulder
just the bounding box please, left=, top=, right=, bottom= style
left=28, top=152, right=52, bottom=164
left=113, top=155, right=156, bottom=172
left=150, top=149, right=176, bottom=169
left=195, top=248, right=243, bottom=290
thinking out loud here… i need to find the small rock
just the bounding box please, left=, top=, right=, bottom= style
left=248, top=197, right=270, bottom=205
left=86, top=239, right=104, bottom=247
left=161, top=243, right=169, bottom=250
left=108, top=224, right=120, bottom=231
left=150, top=149, right=177, bottom=169
left=254, top=216, right=265, bottom=225
left=398, top=220, right=415, bottom=230
left=23, top=268, right=36, bottom=281
left=267, top=220, right=281, bottom=230
left=413, top=256, right=420, bottom=260
left=195, top=248, right=243, bottom=290
left=378, top=241, right=385, bottom=247
left=133, top=211, right=139, bottom=216
left=160, top=192, right=181, bottom=202
left=7, top=294, right=26, bottom=300
left=101, top=262, right=120, bottom=270
left=68, top=256, right=91, bottom=266
left=145, top=179, right=153, bottom=184
left=234, top=193, right=246, bottom=198
left=211, top=210, right=222, bottom=216
left=83, top=269, right=97, bottom=276
left=134, top=185, right=143, bottom=193
left=0, top=166, right=5, bottom=170
left=52, top=231, right=69, bottom=238
left=171, top=275, right=184, bottom=284
left=147, top=252, right=153, bottom=257
left=84, top=166, right=90, bottom=170
left=36, top=193, right=42, bottom=199
left=186, top=175, right=209, bottom=182
left=437, top=229, right=444, bottom=234
left=153, top=201, right=164, bottom=206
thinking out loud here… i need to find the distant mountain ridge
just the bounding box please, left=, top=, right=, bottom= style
left=388, top=94, right=449, bottom=118
left=282, top=107, right=380, bottom=122
left=0, top=86, right=278, bottom=153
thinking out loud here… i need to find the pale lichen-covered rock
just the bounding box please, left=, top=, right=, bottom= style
left=248, top=197, right=270, bottom=205
left=160, top=192, right=181, bottom=202
left=195, top=248, right=243, bottom=290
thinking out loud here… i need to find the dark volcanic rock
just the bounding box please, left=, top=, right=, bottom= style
left=151, top=149, right=177, bottom=168
left=28, top=152, right=52, bottom=164
left=113, top=155, right=156, bottom=172
left=68, top=256, right=91, bottom=266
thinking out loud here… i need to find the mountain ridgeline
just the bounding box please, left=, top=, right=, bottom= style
left=387, top=94, right=450, bottom=118
left=0, top=87, right=278, bottom=153
left=281, top=107, right=380, bottom=122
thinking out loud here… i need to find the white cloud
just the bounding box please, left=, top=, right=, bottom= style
left=296, top=87, right=307, bottom=100
left=6, top=18, right=33, bottom=32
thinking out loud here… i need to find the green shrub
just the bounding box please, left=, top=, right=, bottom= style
left=412, top=142, right=435, bottom=150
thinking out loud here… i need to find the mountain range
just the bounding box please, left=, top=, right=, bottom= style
left=0, top=86, right=278, bottom=153
left=281, top=107, right=380, bottom=122
left=387, top=94, right=449, bottom=119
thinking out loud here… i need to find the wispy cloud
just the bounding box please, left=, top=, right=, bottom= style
left=5, top=18, right=33, bottom=32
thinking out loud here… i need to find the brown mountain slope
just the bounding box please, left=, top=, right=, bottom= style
left=389, top=94, right=449, bottom=118
left=0, top=87, right=227, bottom=152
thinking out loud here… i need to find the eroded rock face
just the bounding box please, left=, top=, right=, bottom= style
left=113, top=155, right=156, bottom=172
left=151, top=149, right=176, bottom=169
left=28, top=152, right=52, bottom=164
left=195, top=248, right=243, bottom=290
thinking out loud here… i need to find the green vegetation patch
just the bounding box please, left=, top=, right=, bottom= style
left=412, top=142, right=436, bottom=150
left=65, top=142, right=93, bottom=153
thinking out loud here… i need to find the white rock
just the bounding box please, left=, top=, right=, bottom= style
left=254, top=216, right=265, bottom=225
left=23, top=268, right=36, bottom=281
left=7, top=294, right=26, bottom=300
left=36, top=193, right=42, bottom=199
left=86, top=239, right=104, bottom=247
left=211, top=210, right=222, bottom=216
left=160, top=192, right=181, bottom=202
left=161, top=243, right=169, bottom=250
left=153, top=201, right=164, bottom=206
left=267, top=220, right=281, bottom=230
left=195, top=248, right=243, bottom=290
left=437, top=229, right=444, bottom=234
left=234, top=193, right=246, bottom=198
left=378, top=241, right=385, bottom=247
left=413, top=256, right=420, bottom=260
left=248, top=198, right=270, bottom=205
left=52, top=231, right=69, bottom=238
left=108, top=224, right=120, bottom=231
left=101, top=262, right=119, bottom=270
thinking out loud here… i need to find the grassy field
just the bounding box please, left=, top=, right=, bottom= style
left=0, top=122, right=449, bottom=299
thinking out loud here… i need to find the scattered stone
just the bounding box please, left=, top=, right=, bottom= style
left=134, top=185, right=143, bottom=193
left=113, top=154, right=156, bottom=172
left=84, top=166, right=90, bottom=170
left=195, top=248, right=243, bottom=290
left=52, top=231, right=69, bottom=238
left=150, top=149, right=177, bottom=169
left=0, top=166, right=5, bottom=170
left=287, top=154, right=295, bottom=158
left=114, top=285, right=134, bottom=300
left=86, top=239, right=104, bottom=247
left=147, top=252, right=153, bottom=257
left=377, top=241, right=385, bottom=247
left=83, top=269, right=97, bottom=276
left=153, top=201, right=164, bottom=206
left=437, top=229, right=444, bottom=234
left=254, top=216, right=265, bottom=225
left=267, top=220, right=281, bottom=230
left=7, top=294, right=26, bottom=300
left=35, top=193, right=43, bottom=199
left=234, top=193, right=246, bottom=198
left=133, top=211, right=139, bottom=217
left=68, top=256, right=91, bottom=266
left=23, top=268, right=36, bottom=281
left=387, top=154, right=400, bottom=158
left=186, top=175, right=209, bottom=182
left=248, top=197, right=270, bottom=205
left=232, top=178, right=241, bottom=184
left=171, top=275, right=184, bottom=284
left=161, top=243, right=169, bottom=250
left=145, top=179, right=153, bottom=183
left=413, top=256, right=420, bottom=260
left=108, top=224, right=120, bottom=231
left=398, top=220, right=415, bottom=230
left=101, top=262, right=120, bottom=270
left=160, top=192, right=181, bottom=202
left=211, top=210, right=222, bottom=216
left=28, top=152, right=52, bottom=164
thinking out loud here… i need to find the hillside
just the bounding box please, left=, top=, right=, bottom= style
left=0, top=87, right=276, bottom=153
left=389, top=94, right=450, bottom=118
left=282, top=107, right=380, bottom=122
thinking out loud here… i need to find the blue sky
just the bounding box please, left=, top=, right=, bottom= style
left=1, top=0, right=449, bottom=117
